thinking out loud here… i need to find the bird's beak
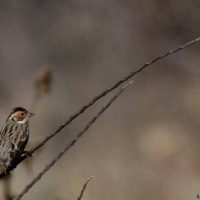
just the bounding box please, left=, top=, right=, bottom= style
left=29, top=112, right=35, bottom=118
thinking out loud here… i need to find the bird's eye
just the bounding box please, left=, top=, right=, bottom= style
left=20, top=113, right=24, bottom=116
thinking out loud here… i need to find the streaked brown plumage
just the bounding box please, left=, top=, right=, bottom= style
left=0, top=107, right=34, bottom=174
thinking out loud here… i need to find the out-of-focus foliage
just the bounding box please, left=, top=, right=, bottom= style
left=35, top=67, right=52, bottom=98
left=0, top=1, right=199, bottom=200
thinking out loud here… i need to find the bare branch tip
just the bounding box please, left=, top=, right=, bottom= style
left=87, top=176, right=95, bottom=182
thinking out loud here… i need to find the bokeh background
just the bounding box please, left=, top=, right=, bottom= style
left=0, top=0, right=200, bottom=200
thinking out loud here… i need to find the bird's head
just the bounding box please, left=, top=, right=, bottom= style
left=8, top=107, right=34, bottom=123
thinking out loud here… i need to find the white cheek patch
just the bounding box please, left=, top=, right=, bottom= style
left=17, top=118, right=27, bottom=124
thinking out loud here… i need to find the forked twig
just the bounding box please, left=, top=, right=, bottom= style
left=14, top=80, right=133, bottom=200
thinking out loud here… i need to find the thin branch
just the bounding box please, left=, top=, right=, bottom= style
left=14, top=80, right=133, bottom=200
left=28, top=36, right=200, bottom=154
left=3, top=176, right=13, bottom=200
left=77, top=176, right=94, bottom=200
left=0, top=36, right=199, bottom=179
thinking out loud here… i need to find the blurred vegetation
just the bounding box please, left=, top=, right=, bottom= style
left=0, top=1, right=199, bottom=200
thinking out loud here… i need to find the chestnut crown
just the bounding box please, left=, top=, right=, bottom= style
left=8, top=107, right=34, bottom=122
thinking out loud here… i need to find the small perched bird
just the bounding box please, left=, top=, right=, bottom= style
left=0, top=107, right=34, bottom=174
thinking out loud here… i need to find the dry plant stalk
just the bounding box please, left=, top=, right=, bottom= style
left=77, top=176, right=94, bottom=200
left=0, top=36, right=199, bottom=180
left=14, top=80, right=134, bottom=200
left=2, top=176, right=14, bottom=200
left=27, top=36, right=200, bottom=155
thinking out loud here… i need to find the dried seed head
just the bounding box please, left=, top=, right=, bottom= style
left=35, top=67, right=52, bottom=97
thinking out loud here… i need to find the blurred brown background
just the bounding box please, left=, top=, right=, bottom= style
left=0, top=0, right=200, bottom=200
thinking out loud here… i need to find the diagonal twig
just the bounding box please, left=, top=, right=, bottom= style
left=28, top=36, right=200, bottom=155
left=0, top=36, right=199, bottom=180
left=14, top=80, right=134, bottom=200
left=77, top=176, right=94, bottom=200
